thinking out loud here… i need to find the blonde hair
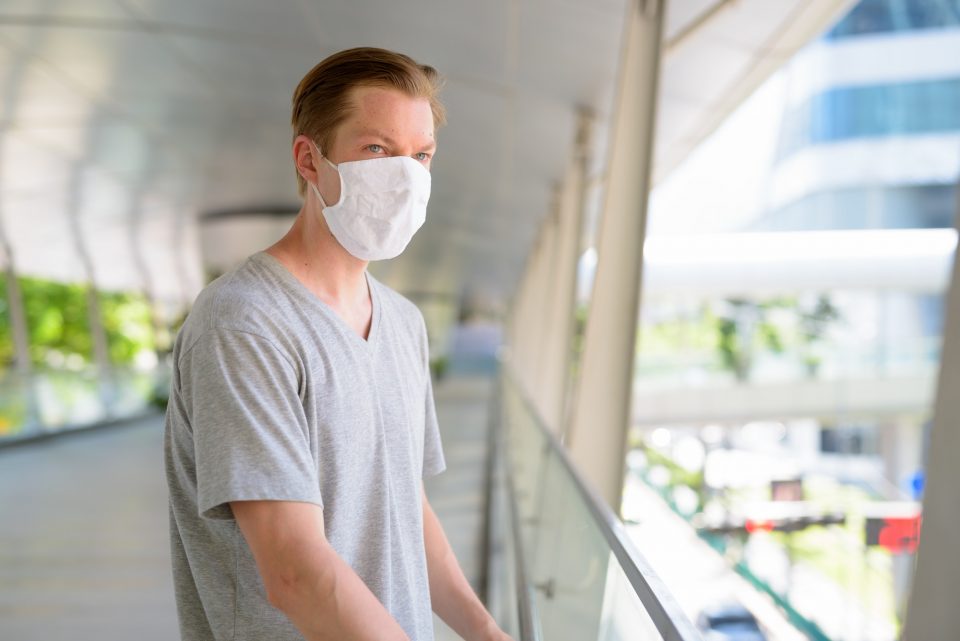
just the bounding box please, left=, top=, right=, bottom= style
left=291, top=47, right=446, bottom=196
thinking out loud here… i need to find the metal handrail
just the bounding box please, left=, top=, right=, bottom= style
left=487, top=378, right=541, bottom=641
left=502, top=371, right=703, bottom=641
left=502, top=429, right=541, bottom=641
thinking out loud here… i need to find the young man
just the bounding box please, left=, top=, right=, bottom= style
left=164, top=47, right=511, bottom=641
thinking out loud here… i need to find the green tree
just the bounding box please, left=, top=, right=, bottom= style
left=100, top=290, right=155, bottom=365
left=0, top=284, right=11, bottom=368
left=21, top=277, right=92, bottom=368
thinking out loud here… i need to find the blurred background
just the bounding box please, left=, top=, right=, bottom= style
left=1, top=1, right=959, bottom=640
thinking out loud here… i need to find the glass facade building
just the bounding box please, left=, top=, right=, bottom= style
left=825, top=0, right=960, bottom=39
left=756, top=0, right=960, bottom=233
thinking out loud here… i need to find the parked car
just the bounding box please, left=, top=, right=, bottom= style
left=697, top=603, right=767, bottom=641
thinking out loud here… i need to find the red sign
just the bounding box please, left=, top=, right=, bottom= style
left=866, top=515, right=922, bottom=553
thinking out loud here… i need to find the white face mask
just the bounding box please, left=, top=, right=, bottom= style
left=309, top=144, right=431, bottom=261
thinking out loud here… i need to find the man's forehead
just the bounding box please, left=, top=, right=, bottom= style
left=341, top=86, right=435, bottom=138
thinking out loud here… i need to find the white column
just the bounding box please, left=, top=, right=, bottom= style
left=0, top=234, right=30, bottom=376
left=66, top=168, right=114, bottom=414
left=516, top=213, right=557, bottom=396
left=879, top=417, right=923, bottom=495
left=530, top=201, right=560, bottom=416
left=902, top=176, right=960, bottom=638
left=510, top=226, right=545, bottom=388
left=0, top=213, right=40, bottom=427
left=537, top=113, right=593, bottom=433
left=566, top=0, right=665, bottom=511
left=511, top=240, right=536, bottom=384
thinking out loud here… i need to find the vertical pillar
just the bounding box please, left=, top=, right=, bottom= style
left=507, top=244, right=532, bottom=381
left=513, top=218, right=552, bottom=393
left=506, top=249, right=535, bottom=375
left=0, top=132, right=41, bottom=430
left=879, top=417, right=922, bottom=497
left=0, top=202, right=29, bottom=376
left=537, top=112, right=593, bottom=433
left=2, top=258, right=30, bottom=373
left=129, top=197, right=168, bottom=359
left=530, top=199, right=561, bottom=415
left=67, top=168, right=114, bottom=415
left=566, top=0, right=665, bottom=511
left=902, top=172, right=960, bottom=638
left=173, top=209, right=195, bottom=315
left=0, top=210, right=39, bottom=426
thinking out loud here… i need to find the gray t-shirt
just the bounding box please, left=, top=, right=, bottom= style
left=164, top=251, right=446, bottom=641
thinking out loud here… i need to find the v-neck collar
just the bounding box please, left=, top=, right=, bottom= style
left=255, top=251, right=381, bottom=350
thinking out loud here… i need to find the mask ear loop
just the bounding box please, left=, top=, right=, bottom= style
left=308, top=140, right=336, bottom=208
left=310, top=140, right=343, bottom=209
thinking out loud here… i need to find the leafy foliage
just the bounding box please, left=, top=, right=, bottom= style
left=100, top=290, right=155, bottom=365
left=0, top=276, right=156, bottom=370
left=22, top=277, right=92, bottom=368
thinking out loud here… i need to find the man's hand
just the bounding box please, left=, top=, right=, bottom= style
left=232, top=500, right=410, bottom=641
left=475, top=619, right=516, bottom=641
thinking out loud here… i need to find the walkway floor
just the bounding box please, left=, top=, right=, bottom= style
left=0, top=374, right=494, bottom=641
left=0, top=416, right=178, bottom=641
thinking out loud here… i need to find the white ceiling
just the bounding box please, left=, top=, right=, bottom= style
left=0, top=0, right=853, bottom=313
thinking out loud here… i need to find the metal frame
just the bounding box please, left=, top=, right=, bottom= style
left=505, top=371, right=702, bottom=641
left=490, top=380, right=541, bottom=641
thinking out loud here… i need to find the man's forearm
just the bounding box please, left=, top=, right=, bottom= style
left=232, top=501, right=410, bottom=641
left=422, top=493, right=503, bottom=641
left=269, top=538, right=411, bottom=641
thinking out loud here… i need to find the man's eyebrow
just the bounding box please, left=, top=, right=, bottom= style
left=357, top=129, right=436, bottom=151
left=357, top=129, right=398, bottom=145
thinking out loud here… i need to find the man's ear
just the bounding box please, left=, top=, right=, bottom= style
left=292, top=134, right=321, bottom=184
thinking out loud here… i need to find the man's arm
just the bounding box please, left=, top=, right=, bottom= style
left=232, top=500, right=410, bottom=641
left=422, top=487, right=513, bottom=641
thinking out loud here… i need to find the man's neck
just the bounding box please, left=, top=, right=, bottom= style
left=265, top=207, right=370, bottom=311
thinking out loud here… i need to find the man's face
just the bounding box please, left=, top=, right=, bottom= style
left=314, top=85, right=436, bottom=205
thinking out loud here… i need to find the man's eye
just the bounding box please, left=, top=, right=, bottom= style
left=415, top=152, right=430, bottom=162
left=368, top=144, right=383, bottom=153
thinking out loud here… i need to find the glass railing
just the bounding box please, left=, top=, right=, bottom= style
left=493, top=373, right=702, bottom=641
left=0, top=363, right=169, bottom=445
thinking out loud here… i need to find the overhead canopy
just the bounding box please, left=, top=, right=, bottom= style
left=0, top=0, right=853, bottom=312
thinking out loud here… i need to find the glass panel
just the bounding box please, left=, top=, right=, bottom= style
left=502, top=379, right=683, bottom=641
left=527, top=449, right=609, bottom=640
left=597, top=555, right=664, bottom=641
left=0, top=277, right=168, bottom=444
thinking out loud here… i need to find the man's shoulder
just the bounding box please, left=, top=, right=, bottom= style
left=199, top=256, right=279, bottom=317
left=178, top=254, right=296, bottom=351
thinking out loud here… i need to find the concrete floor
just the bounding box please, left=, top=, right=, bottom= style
left=0, top=375, right=494, bottom=641
left=0, top=416, right=178, bottom=641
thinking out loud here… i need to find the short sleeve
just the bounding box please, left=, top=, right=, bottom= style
left=422, top=372, right=446, bottom=479
left=418, top=315, right=446, bottom=479
left=179, top=328, right=323, bottom=520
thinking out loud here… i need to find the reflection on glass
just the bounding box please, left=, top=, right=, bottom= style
left=503, top=381, right=678, bottom=641
left=0, top=275, right=169, bottom=443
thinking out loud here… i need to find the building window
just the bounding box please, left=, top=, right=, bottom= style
left=826, top=0, right=960, bottom=40
left=754, top=185, right=957, bottom=232
left=777, top=78, right=960, bottom=159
